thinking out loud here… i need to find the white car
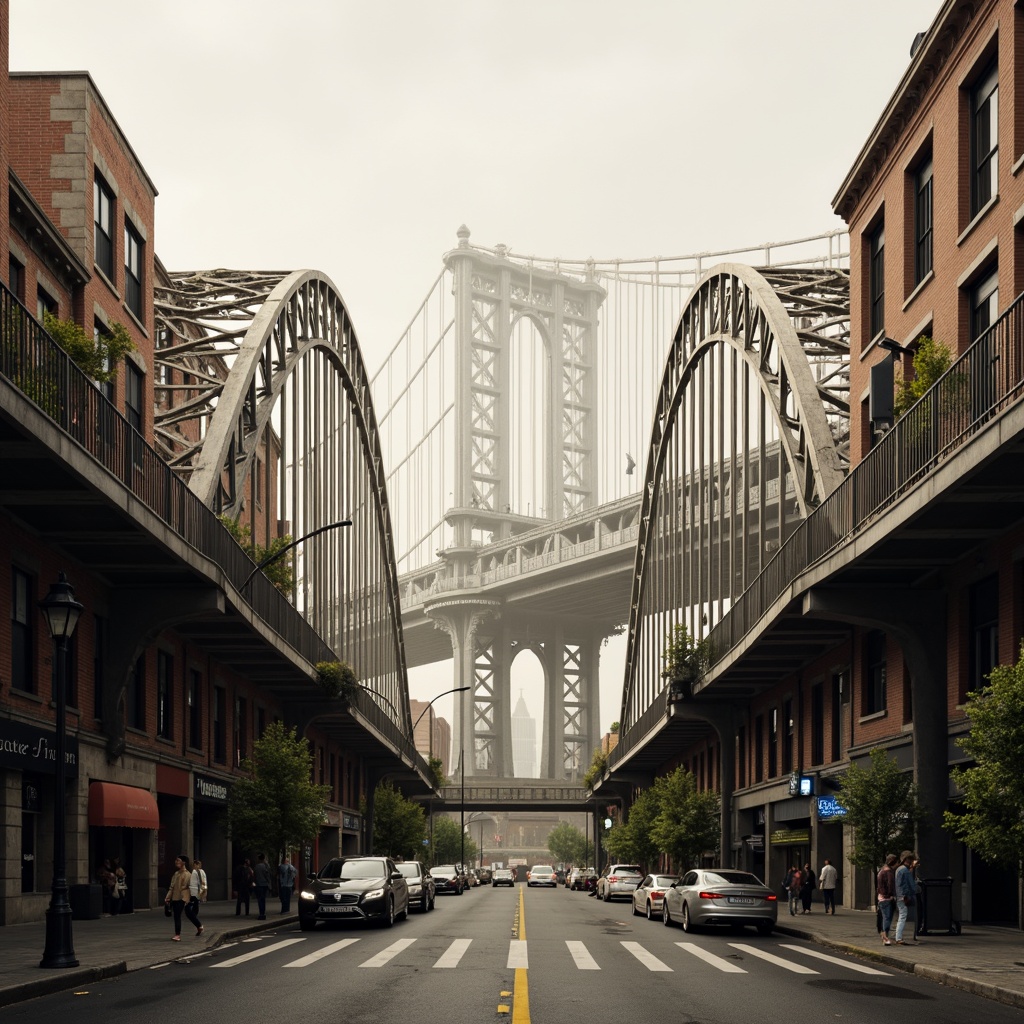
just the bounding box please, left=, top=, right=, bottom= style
left=597, top=864, right=642, bottom=901
left=526, top=864, right=557, bottom=887
left=631, top=874, right=678, bottom=920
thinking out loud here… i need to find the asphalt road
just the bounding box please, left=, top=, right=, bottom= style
left=8, top=884, right=1024, bottom=1024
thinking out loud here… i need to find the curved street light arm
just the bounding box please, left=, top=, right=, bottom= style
left=240, top=518, right=352, bottom=592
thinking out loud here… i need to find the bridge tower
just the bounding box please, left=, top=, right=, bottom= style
left=430, top=227, right=610, bottom=782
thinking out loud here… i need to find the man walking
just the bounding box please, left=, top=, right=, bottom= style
left=893, top=850, right=917, bottom=944
left=278, top=854, right=297, bottom=914
left=253, top=852, right=272, bottom=920
left=818, top=858, right=838, bottom=914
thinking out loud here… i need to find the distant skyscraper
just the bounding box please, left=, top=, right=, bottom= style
left=511, top=692, right=537, bottom=778
left=409, top=699, right=452, bottom=778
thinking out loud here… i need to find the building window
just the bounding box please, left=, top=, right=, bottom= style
left=125, top=362, right=143, bottom=432
left=213, top=686, right=226, bottom=763
left=235, top=696, right=248, bottom=766
left=869, top=221, right=885, bottom=339
left=737, top=724, right=747, bottom=788
left=9, top=255, right=25, bottom=302
left=767, top=708, right=778, bottom=777
left=94, top=322, right=114, bottom=401
left=93, top=614, right=107, bottom=719
left=11, top=568, right=34, bottom=693
left=831, top=671, right=844, bottom=762
left=156, top=651, right=173, bottom=739
left=256, top=705, right=266, bottom=741
left=782, top=698, right=793, bottom=773
left=188, top=669, right=202, bottom=749
left=127, top=656, right=145, bottom=730
left=124, top=221, right=143, bottom=320
left=864, top=630, right=887, bottom=715
left=754, top=714, right=764, bottom=782
left=37, top=286, right=57, bottom=322
left=969, top=574, right=999, bottom=695
left=970, top=61, right=998, bottom=219
left=970, top=267, right=999, bottom=341
left=914, top=156, right=933, bottom=285
left=94, top=172, right=115, bottom=279
left=811, top=682, right=824, bottom=766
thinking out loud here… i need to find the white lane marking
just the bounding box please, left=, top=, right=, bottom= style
left=675, top=942, right=748, bottom=973
left=507, top=939, right=529, bottom=969
left=210, top=938, right=306, bottom=967
left=434, top=938, right=472, bottom=968
left=621, top=941, right=673, bottom=972
left=566, top=941, right=600, bottom=970
left=728, top=943, right=818, bottom=973
left=359, top=937, right=416, bottom=967
left=284, top=937, right=361, bottom=967
left=777, top=944, right=892, bottom=975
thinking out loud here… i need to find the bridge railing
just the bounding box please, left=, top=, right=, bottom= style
left=439, top=783, right=590, bottom=803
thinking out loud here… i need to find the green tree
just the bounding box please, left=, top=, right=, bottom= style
left=944, top=642, right=1024, bottom=870
left=426, top=756, right=446, bottom=790
left=371, top=781, right=426, bottom=859
left=603, top=786, right=661, bottom=870
left=42, top=311, right=135, bottom=383
left=648, top=766, right=720, bottom=871
left=894, top=335, right=953, bottom=417
left=546, top=821, right=590, bottom=867
left=583, top=746, right=607, bottom=788
left=226, top=720, right=330, bottom=864
left=430, top=816, right=478, bottom=864
left=838, top=748, right=925, bottom=874
left=220, top=515, right=294, bottom=593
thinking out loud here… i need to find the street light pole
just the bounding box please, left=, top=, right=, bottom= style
left=240, top=517, right=352, bottom=591
left=39, top=572, right=83, bottom=970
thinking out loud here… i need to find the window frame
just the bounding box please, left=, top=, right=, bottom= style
left=914, top=155, right=933, bottom=285
left=94, top=172, right=115, bottom=280
left=868, top=220, right=885, bottom=340
left=11, top=567, right=34, bottom=694
left=863, top=630, right=887, bottom=716
left=969, top=266, right=999, bottom=341
left=156, top=650, right=173, bottom=740
left=970, top=60, right=999, bottom=219
left=124, top=219, right=143, bottom=319
left=125, top=361, right=143, bottom=432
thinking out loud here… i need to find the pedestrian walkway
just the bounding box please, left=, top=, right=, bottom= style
left=0, top=901, right=1021, bottom=1009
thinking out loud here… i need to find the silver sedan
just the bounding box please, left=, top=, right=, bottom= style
left=631, top=874, right=678, bottom=921
left=662, top=868, right=778, bottom=935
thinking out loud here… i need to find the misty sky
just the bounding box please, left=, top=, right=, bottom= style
left=11, top=0, right=944, bottom=740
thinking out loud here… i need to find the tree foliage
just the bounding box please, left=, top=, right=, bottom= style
left=944, top=643, right=1024, bottom=869
left=371, top=782, right=426, bottom=860
left=226, top=720, right=330, bottom=862
left=583, top=746, right=607, bottom=788
left=430, top=816, right=478, bottom=864
left=837, top=748, right=925, bottom=873
left=219, top=515, right=295, bottom=593
left=546, top=821, right=591, bottom=867
left=314, top=660, right=358, bottom=700
left=426, top=755, right=446, bottom=790
left=603, top=785, right=661, bottom=869
left=648, top=767, right=720, bottom=871
left=43, top=311, right=135, bottom=383
left=894, top=335, right=953, bottom=418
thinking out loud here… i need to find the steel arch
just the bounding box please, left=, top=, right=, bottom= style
left=620, top=263, right=850, bottom=731
left=153, top=269, right=411, bottom=735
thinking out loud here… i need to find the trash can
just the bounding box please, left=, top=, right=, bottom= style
left=68, top=883, right=102, bottom=920
left=918, top=877, right=958, bottom=935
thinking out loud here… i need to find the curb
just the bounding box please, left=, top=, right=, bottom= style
left=0, top=961, right=126, bottom=1009
left=915, top=965, right=1024, bottom=1011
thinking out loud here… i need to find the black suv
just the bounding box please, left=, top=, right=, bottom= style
left=431, top=864, right=466, bottom=895
left=298, top=856, right=410, bottom=929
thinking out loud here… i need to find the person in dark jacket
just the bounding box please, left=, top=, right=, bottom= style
left=799, top=861, right=816, bottom=912
left=235, top=858, right=255, bottom=916
left=253, top=852, right=272, bottom=920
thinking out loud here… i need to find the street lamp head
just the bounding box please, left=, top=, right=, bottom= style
left=39, top=571, right=83, bottom=641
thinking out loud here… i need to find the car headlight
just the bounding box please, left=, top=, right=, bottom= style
left=362, top=887, right=385, bottom=901
left=408, top=884, right=422, bottom=894
left=299, top=890, right=316, bottom=900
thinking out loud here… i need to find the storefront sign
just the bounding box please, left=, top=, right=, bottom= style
left=0, top=720, right=78, bottom=776
left=193, top=773, right=229, bottom=804
left=342, top=812, right=360, bottom=831
left=769, top=828, right=810, bottom=845
left=744, top=834, right=764, bottom=849
left=816, top=795, right=847, bottom=820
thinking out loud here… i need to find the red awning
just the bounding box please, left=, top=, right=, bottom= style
left=88, top=782, right=160, bottom=829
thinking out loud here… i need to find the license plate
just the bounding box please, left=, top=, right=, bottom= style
left=321, top=905, right=357, bottom=913
left=728, top=896, right=755, bottom=905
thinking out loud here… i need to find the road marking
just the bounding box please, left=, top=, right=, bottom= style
left=284, top=937, right=360, bottom=967
left=359, top=937, right=416, bottom=967
left=675, top=942, right=748, bottom=972
left=210, top=938, right=305, bottom=967
left=728, top=943, right=818, bottom=973
left=565, top=940, right=600, bottom=970
left=507, top=939, right=529, bottom=968
left=434, top=938, right=472, bottom=968
left=777, top=944, right=891, bottom=975
left=621, top=941, right=673, bottom=971
left=512, top=885, right=531, bottom=1024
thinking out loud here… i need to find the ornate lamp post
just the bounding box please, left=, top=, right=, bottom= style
left=39, top=571, right=83, bottom=970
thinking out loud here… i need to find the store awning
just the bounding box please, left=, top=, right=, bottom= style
left=88, top=782, right=160, bottom=829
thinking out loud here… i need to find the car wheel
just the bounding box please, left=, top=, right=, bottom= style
left=646, top=901, right=654, bottom=921
left=681, top=902, right=694, bottom=933
left=756, top=921, right=774, bottom=936
left=398, top=897, right=409, bottom=921
left=382, top=897, right=395, bottom=928
left=662, top=901, right=672, bottom=927
left=631, top=898, right=640, bottom=916
left=299, top=917, right=316, bottom=932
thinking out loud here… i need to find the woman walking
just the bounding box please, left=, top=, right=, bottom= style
left=186, top=858, right=207, bottom=936
left=799, top=861, right=816, bottom=913
left=164, top=855, right=192, bottom=942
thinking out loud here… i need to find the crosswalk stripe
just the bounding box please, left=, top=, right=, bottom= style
left=210, top=938, right=306, bottom=968
left=621, top=941, right=672, bottom=972
left=434, top=939, right=472, bottom=968
left=675, top=942, right=748, bottom=973
left=507, top=939, right=528, bottom=969
left=284, top=937, right=361, bottom=967
left=777, top=944, right=891, bottom=975
left=359, top=937, right=416, bottom=967
left=565, top=940, right=600, bottom=970
left=728, top=943, right=818, bottom=973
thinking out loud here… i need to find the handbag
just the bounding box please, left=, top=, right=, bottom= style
left=164, top=902, right=172, bottom=918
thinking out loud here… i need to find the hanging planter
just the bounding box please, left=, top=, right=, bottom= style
left=662, top=625, right=711, bottom=702
left=314, top=660, right=358, bottom=701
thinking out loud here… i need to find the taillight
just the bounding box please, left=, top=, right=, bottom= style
left=698, top=890, right=725, bottom=900
left=766, top=893, right=778, bottom=902
left=608, top=876, right=619, bottom=883
left=652, top=890, right=664, bottom=899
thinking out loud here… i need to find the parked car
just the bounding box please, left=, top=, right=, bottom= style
left=661, top=868, right=777, bottom=935
left=430, top=864, right=465, bottom=895
left=396, top=860, right=435, bottom=912
left=596, top=864, right=642, bottom=901
left=526, top=864, right=558, bottom=887
left=467, top=869, right=480, bottom=887
left=631, top=873, right=679, bottom=920
left=555, top=868, right=567, bottom=885
left=298, top=856, right=409, bottom=930
left=478, top=867, right=493, bottom=884
left=568, top=867, right=598, bottom=891
left=492, top=868, right=515, bottom=887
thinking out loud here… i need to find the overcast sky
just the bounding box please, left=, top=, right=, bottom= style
left=11, top=0, right=944, bottom=740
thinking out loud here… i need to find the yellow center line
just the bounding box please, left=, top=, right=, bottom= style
left=513, top=884, right=530, bottom=1024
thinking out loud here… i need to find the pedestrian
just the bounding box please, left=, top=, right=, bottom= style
left=253, top=852, right=272, bottom=920
left=876, top=853, right=898, bottom=945
left=111, top=857, right=127, bottom=916
left=98, top=859, right=116, bottom=916
left=893, top=850, right=917, bottom=945
left=800, top=861, right=816, bottom=913
left=185, top=857, right=207, bottom=937
left=912, top=857, right=924, bottom=939
left=164, top=855, right=192, bottom=942
left=787, top=864, right=803, bottom=916
left=818, top=858, right=838, bottom=914
left=278, top=854, right=297, bottom=914
left=235, top=857, right=255, bottom=916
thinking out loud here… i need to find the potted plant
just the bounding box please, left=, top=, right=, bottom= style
left=662, top=624, right=711, bottom=702
left=314, top=660, right=359, bottom=701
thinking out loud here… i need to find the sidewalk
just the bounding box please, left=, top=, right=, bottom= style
left=0, top=901, right=1021, bottom=1009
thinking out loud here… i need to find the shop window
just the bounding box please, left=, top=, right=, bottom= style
left=863, top=631, right=887, bottom=715
left=11, top=567, right=34, bottom=693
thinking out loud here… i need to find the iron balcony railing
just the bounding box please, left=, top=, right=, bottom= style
left=0, top=284, right=425, bottom=770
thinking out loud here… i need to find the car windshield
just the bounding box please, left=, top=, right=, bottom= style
left=653, top=876, right=678, bottom=887
left=702, top=871, right=764, bottom=886
left=396, top=863, right=422, bottom=879
left=531, top=866, right=553, bottom=873
left=433, top=865, right=456, bottom=874
left=317, top=859, right=387, bottom=880
left=612, top=867, right=641, bottom=875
